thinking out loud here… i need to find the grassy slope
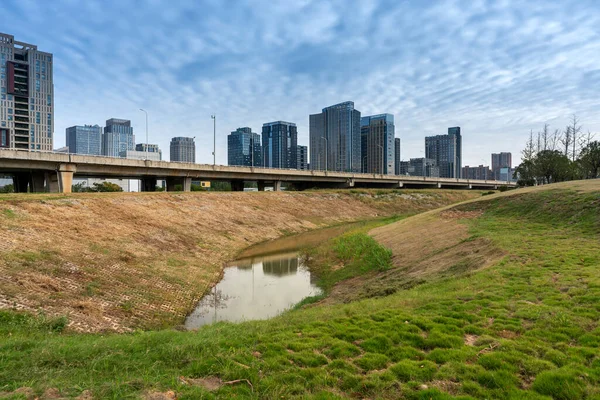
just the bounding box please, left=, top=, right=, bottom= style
left=0, top=189, right=479, bottom=332
left=1, top=183, right=599, bottom=399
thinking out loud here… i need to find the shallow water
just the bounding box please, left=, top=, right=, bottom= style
left=184, top=252, right=321, bottom=328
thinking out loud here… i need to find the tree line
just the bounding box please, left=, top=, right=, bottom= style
left=515, top=115, right=600, bottom=186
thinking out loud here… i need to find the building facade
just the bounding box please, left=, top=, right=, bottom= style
left=491, top=152, right=512, bottom=180
left=170, top=137, right=195, bottom=163
left=462, top=165, right=493, bottom=180
left=227, top=127, right=262, bottom=167
left=134, top=143, right=162, bottom=160
left=297, top=145, right=308, bottom=170
left=394, top=138, right=401, bottom=175
left=119, top=149, right=161, bottom=161
left=360, top=114, right=395, bottom=175
left=408, top=158, right=439, bottom=177
left=65, top=125, right=102, bottom=155
left=425, top=127, right=462, bottom=178
left=261, top=121, right=297, bottom=169
left=310, top=101, right=361, bottom=172
left=103, top=118, right=134, bottom=157
left=0, top=33, right=54, bottom=151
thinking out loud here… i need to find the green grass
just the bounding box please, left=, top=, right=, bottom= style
left=1, top=188, right=600, bottom=399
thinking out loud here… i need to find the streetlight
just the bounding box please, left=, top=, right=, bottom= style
left=321, top=136, right=328, bottom=171
left=139, top=108, right=148, bottom=160
left=211, top=114, right=216, bottom=166
left=377, top=144, right=384, bottom=175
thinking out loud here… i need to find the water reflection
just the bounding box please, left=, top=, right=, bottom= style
left=185, top=252, right=321, bottom=329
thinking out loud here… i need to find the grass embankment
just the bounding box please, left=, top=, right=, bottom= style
left=1, top=183, right=599, bottom=399
left=0, top=189, right=479, bottom=332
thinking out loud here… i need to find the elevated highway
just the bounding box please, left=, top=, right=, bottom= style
left=0, top=149, right=516, bottom=193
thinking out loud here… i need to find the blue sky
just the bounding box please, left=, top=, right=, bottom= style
left=2, top=0, right=599, bottom=166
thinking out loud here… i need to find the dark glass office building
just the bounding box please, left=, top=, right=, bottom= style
left=66, top=124, right=103, bottom=155
left=262, top=121, right=297, bottom=169
left=425, top=127, right=462, bottom=178
left=227, top=127, right=262, bottom=167
left=103, top=118, right=134, bottom=157
left=394, top=138, right=401, bottom=175
left=360, top=114, right=395, bottom=175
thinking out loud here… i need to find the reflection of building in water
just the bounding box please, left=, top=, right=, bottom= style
left=262, top=256, right=299, bottom=276
left=233, top=259, right=253, bottom=270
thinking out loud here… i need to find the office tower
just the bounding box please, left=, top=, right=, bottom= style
left=170, top=137, right=195, bottom=163
left=227, top=127, right=262, bottom=167
left=462, top=165, right=493, bottom=180
left=394, top=138, right=401, bottom=175
left=0, top=33, right=54, bottom=150
left=408, top=158, right=439, bottom=177
left=103, top=118, right=134, bottom=157
left=136, top=143, right=161, bottom=155
left=425, top=127, right=462, bottom=178
left=119, top=149, right=161, bottom=161
left=491, top=152, right=512, bottom=180
left=297, top=145, right=308, bottom=170
left=65, top=125, right=102, bottom=155
left=262, top=121, right=297, bottom=169
left=360, top=114, right=395, bottom=174
left=309, top=101, right=361, bottom=172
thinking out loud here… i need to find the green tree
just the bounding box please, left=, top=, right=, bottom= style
left=579, top=141, right=600, bottom=179
left=0, top=184, right=14, bottom=193
left=534, top=150, right=571, bottom=184
left=92, top=182, right=123, bottom=192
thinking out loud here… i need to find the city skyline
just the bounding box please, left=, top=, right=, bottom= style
left=1, top=1, right=599, bottom=166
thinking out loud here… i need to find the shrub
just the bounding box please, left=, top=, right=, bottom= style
left=532, top=369, right=586, bottom=400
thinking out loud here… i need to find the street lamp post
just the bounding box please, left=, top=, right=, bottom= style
left=139, top=108, right=148, bottom=160
left=321, top=136, right=328, bottom=171
left=211, top=114, right=216, bottom=166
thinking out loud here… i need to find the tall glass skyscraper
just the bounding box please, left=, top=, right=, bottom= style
left=425, top=127, right=462, bottom=178
left=360, top=114, right=395, bottom=175
left=170, top=137, right=195, bottom=163
left=0, top=33, right=53, bottom=151
left=262, top=121, right=297, bottom=169
left=310, top=101, right=361, bottom=172
left=227, top=127, right=262, bottom=167
left=103, top=118, right=134, bottom=157
left=65, top=125, right=102, bottom=155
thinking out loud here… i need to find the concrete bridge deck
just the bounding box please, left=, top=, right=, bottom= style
left=0, top=149, right=516, bottom=193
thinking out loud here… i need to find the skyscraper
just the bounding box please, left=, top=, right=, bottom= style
left=394, top=138, right=401, bottom=175
left=425, top=127, right=462, bottom=178
left=65, top=125, right=102, bottom=155
left=103, top=118, right=134, bottom=157
left=310, top=101, right=361, bottom=172
left=297, top=145, right=308, bottom=170
left=227, top=127, right=262, bottom=167
left=170, top=137, right=195, bottom=163
left=491, top=152, right=512, bottom=180
left=360, top=114, right=395, bottom=175
left=0, top=33, right=54, bottom=151
left=262, top=121, right=297, bottom=169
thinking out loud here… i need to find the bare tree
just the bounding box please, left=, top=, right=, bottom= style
left=541, top=123, right=550, bottom=151
left=568, top=114, right=582, bottom=161
left=522, top=130, right=536, bottom=161
left=548, top=129, right=561, bottom=151
left=561, top=126, right=572, bottom=158
left=580, top=130, right=596, bottom=148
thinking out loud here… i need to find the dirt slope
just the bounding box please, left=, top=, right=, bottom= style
left=0, top=189, right=480, bottom=332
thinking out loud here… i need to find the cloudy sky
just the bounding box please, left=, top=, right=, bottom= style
left=2, top=0, right=599, bottom=166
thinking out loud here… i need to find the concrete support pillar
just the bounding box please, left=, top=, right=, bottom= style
left=13, top=173, right=30, bottom=193
left=273, top=181, right=282, bottom=191
left=437, top=183, right=442, bottom=189
left=468, top=184, right=473, bottom=189
left=30, top=172, right=46, bottom=193
left=257, top=181, right=266, bottom=191
left=183, top=177, right=192, bottom=192
left=231, top=180, right=244, bottom=192
left=58, top=170, right=74, bottom=194
left=46, top=172, right=60, bottom=193
left=398, top=181, right=404, bottom=188
left=141, top=177, right=157, bottom=192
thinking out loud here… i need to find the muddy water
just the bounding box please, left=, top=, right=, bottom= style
left=185, top=222, right=365, bottom=329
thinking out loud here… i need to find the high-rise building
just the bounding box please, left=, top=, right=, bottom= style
left=170, top=137, right=195, bottom=163
left=0, top=33, right=54, bottom=151
left=310, top=101, right=361, bottom=172
left=462, top=165, right=493, bottom=180
left=65, top=125, right=102, bottom=155
left=297, top=145, right=308, bottom=170
left=408, top=158, right=439, bottom=177
left=491, top=152, right=512, bottom=180
left=119, top=149, right=161, bottom=161
left=425, top=127, right=462, bottom=178
left=360, top=114, right=395, bottom=174
left=394, top=138, right=401, bottom=176
left=227, top=127, right=262, bottom=167
left=103, top=118, right=134, bottom=157
left=262, top=121, right=297, bottom=169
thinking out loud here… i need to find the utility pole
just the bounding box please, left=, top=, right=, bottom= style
left=211, top=114, right=216, bottom=165
left=139, top=109, right=148, bottom=160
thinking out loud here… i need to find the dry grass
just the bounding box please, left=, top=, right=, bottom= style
left=0, top=189, right=480, bottom=332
